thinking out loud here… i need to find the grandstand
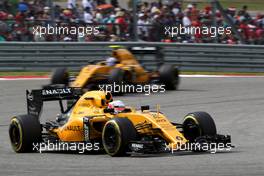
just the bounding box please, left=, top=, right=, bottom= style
left=0, top=0, right=263, bottom=44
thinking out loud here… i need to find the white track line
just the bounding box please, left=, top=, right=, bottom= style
left=180, top=75, right=264, bottom=78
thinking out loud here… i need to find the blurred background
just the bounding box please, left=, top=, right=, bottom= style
left=0, top=0, right=263, bottom=44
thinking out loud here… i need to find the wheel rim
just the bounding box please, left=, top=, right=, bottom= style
left=183, top=119, right=201, bottom=142
left=103, top=123, right=119, bottom=153
left=9, top=122, right=21, bottom=149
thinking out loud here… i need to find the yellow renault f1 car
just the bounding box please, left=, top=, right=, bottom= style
left=9, top=87, right=231, bottom=156
left=50, top=46, right=179, bottom=93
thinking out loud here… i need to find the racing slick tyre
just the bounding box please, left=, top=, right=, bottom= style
left=182, top=112, right=217, bottom=143
left=108, top=68, right=125, bottom=95
left=9, top=114, right=42, bottom=153
left=158, top=65, right=179, bottom=90
left=51, top=67, right=69, bottom=85
left=102, top=118, right=137, bottom=157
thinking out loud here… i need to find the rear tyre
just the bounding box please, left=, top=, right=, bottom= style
left=182, top=112, right=216, bottom=142
left=108, top=68, right=125, bottom=95
left=102, top=118, right=137, bottom=156
left=9, top=114, right=42, bottom=153
left=158, top=65, right=179, bottom=90
left=51, top=68, right=69, bottom=85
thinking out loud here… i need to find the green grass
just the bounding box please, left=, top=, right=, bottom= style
left=218, top=0, right=264, bottom=11
left=181, top=71, right=264, bottom=75
left=0, top=72, right=49, bottom=76
left=184, top=0, right=264, bottom=11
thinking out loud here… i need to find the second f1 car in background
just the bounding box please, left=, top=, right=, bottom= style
left=50, top=46, right=179, bottom=94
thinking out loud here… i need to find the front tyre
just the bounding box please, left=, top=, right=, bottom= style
left=9, top=114, right=42, bottom=153
left=102, top=118, right=137, bottom=156
left=182, top=112, right=217, bottom=142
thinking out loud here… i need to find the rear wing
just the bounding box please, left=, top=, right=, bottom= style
left=128, top=46, right=164, bottom=67
left=26, top=87, right=83, bottom=118
left=128, top=46, right=162, bottom=54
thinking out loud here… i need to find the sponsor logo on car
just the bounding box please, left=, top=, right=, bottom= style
left=42, top=88, right=72, bottom=96
left=63, top=125, right=82, bottom=131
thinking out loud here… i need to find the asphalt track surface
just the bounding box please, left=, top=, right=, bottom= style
left=0, top=77, right=264, bottom=176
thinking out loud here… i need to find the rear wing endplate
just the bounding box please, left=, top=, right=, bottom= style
left=26, top=87, right=82, bottom=118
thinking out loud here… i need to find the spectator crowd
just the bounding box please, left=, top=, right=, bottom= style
left=0, top=0, right=263, bottom=44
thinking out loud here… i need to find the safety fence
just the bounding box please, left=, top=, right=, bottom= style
left=0, top=42, right=264, bottom=72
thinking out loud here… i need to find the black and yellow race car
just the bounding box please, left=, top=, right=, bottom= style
left=9, top=87, right=232, bottom=156
left=49, top=46, right=179, bottom=93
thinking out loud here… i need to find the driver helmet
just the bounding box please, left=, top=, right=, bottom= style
left=108, top=100, right=125, bottom=113
left=106, top=57, right=117, bottom=66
